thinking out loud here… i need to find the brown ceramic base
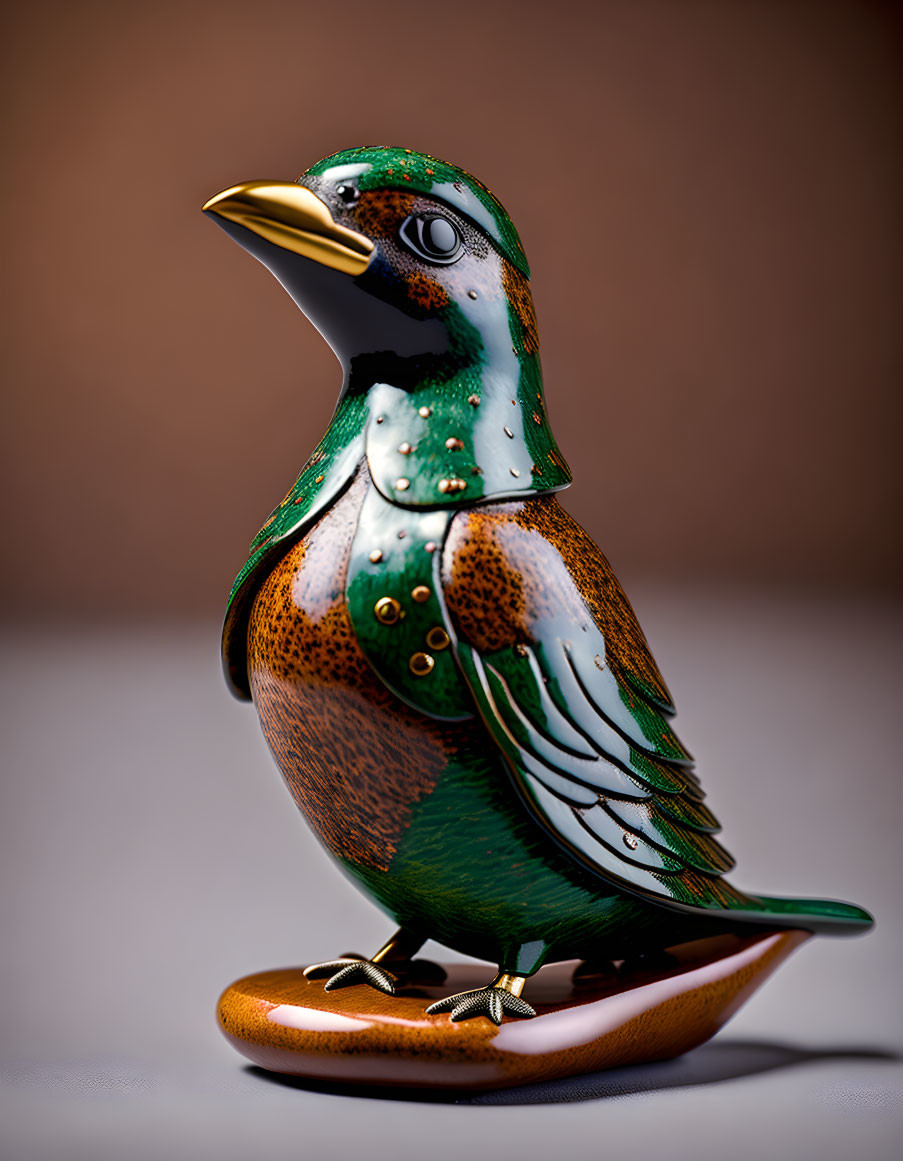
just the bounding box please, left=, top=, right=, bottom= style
left=217, top=930, right=809, bottom=1092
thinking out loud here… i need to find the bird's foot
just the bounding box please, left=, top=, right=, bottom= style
left=303, top=930, right=445, bottom=996
left=426, top=973, right=536, bottom=1025
left=303, top=955, right=399, bottom=995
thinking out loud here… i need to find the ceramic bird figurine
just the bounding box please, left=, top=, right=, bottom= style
left=204, top=147, right=872, bottom=1026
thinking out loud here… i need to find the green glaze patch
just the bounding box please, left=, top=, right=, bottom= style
left=346, top=486, right=471, bottom=721
left=365, top=377, right=567, bottom=509
left=335, top=736, right=669, bottom=969
left=359, top=289, right=570, bottom=507
left=615, top=681, right=693, bottom=765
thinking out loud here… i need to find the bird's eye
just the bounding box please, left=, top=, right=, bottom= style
left=336, top=183, right=359, bottom=205
left=399, top=214, right=463, bottom=264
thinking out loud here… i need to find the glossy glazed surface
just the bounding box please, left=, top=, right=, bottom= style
left=248, top=464, right=868, bottom=972
left=217, top=931, right=809, bottom=1090
left=208, top=146, right=872, bottom=1041
left=248, top=471, right=668, bottom=973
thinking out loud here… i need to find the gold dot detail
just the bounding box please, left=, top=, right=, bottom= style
left=409, top=652, right=435, bottom=676
left=395, top=477, right=410, bottom=491
left=411, top=585, right=431, bottom=603
left=398, top=442, right=413, bottom=455
left=369, top=549, right=383, bottom=563
left=426, top=626, right=450, bottom=651
left=374, top=597, right=402, bottom=625
left=418, top=406, right=432, bottom=418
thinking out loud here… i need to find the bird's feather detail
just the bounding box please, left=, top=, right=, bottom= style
left=444, top=496, right=746, bottom=911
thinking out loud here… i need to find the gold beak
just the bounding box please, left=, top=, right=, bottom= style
left=202, top=181, right=374, bottom=276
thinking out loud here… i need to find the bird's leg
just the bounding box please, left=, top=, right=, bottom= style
left=425, top=971, right=536, bottom=1024
left=303, top=928, right=444, bottom=995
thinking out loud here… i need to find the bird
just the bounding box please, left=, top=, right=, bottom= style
left=203, top=146, right=873, bottom=1025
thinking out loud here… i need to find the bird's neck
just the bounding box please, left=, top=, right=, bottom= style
left=333, top=293, right=571, bottom=509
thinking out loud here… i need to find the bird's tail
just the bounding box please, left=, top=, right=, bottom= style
left=720, top=891, right=874, bottom=936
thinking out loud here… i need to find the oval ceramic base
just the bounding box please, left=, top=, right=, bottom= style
left=217, top=930, right=809, bottom=1091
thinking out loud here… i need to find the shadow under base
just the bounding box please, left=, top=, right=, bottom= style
left=216, top=930, right=808, bottom=1092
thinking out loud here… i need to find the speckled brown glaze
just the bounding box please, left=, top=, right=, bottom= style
left=442, top=494, right=674, bottom=710
left=502, top=261, right=539, bottom=354
left=352, top=188, right=417, bottom=238
left=405, top=271, right=450, bottom=313
left=217, top=930, right=808, bottom=1091
left=248, top=471, right=476, bottom=873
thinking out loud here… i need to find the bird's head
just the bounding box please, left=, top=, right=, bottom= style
left=204, top=147, right=570, bottom=500
left=203, top=146, right=538, bottom=380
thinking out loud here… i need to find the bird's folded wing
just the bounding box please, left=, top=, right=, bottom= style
left=443, top=498, right=746, bottom=911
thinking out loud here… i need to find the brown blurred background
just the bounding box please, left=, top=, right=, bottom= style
left=1, top=0, right=900, bottom=619
left=2, top=4, right=903, bottom=1146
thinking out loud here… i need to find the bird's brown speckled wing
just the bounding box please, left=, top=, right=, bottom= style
left=442, top=496, right=749, bottom=912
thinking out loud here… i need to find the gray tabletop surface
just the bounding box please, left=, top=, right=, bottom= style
left=2, top=591, right=901, bottom=1160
